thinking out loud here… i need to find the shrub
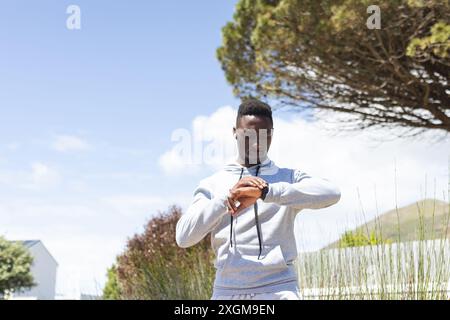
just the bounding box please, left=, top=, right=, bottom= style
left=116, top=206, right=215, bottom=300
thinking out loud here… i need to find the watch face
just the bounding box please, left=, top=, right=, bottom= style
left=261, top=186, right=269, bottom=200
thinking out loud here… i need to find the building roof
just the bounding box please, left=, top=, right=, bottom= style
left=21, top=240, right=41, bottom=248
left=15, top=240, right=58, bottom=266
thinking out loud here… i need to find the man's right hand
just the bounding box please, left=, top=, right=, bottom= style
left=227, top=195, right=260, bottom=216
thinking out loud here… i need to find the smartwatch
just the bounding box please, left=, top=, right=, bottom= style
left=260, top=184, right=269, bottom=200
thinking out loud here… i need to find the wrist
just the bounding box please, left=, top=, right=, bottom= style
left=260, top=184, right=269, bottom=200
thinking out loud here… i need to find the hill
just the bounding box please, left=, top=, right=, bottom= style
left=325, top=198, right=450, bottom=249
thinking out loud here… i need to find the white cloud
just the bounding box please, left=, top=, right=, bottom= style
left=30, top=162, right=61, bottom=187
left=158, top=106, right=236, bottom=175
left=6, top=142, right=21, bottom=151
left=52, top=135, right=91, bottom=153
left=0, top=162, right=61, bottom=190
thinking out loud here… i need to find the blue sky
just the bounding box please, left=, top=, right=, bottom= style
left=0, top=0, right=240, bottom=153
left=0, top=0, right=243, bottom=211
left=1, top=1, right=449, bottom=298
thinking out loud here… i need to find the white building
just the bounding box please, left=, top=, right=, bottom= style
left=11, top=240, right=58, bottom=300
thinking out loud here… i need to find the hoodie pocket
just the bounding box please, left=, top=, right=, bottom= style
left=217, top=245, right=289, bottom=287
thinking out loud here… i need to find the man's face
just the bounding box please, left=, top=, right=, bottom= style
left=233, top=115, right=273, bottom=166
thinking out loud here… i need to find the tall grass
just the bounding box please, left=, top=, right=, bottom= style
left=297, top=238, right=450, bottom=299
left=297, top=193, right=450, bottom=300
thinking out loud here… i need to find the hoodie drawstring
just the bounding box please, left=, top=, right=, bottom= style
left=254, top=165, right=263, bottom=260
left=229, top=165, right=263, bottom=260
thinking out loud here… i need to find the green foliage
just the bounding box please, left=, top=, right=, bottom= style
left=115, top=206, right=215, bottom=300
left=0, top=236, right=35, bottom=299
left=339, top=230, right=390, bottom=248
left=102, top=264, right=122, bottom=300
left=407, top=21, right=450, bottom=58
left=218, top=0, right=450, bottom=135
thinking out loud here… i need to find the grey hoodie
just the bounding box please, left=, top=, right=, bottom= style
left=176, top=157, right=341, bottom=295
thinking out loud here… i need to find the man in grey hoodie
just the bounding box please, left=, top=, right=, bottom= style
left=176, top=99, right=341, bottom=300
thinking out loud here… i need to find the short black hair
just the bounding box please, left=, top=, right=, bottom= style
left=236, top=98, right=273, bottom=127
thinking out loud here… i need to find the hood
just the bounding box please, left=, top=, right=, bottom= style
left=223, top=157, right=279, bottom=176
